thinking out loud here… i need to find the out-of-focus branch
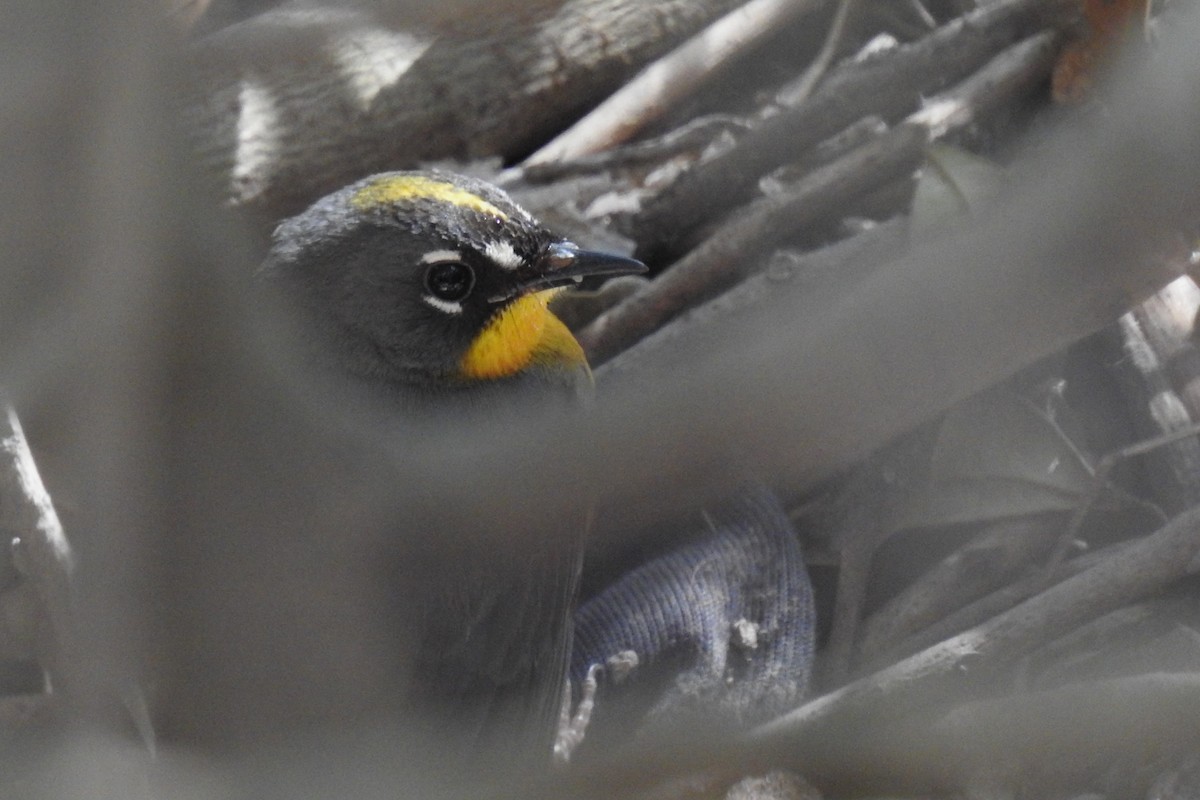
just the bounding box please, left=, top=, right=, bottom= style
left=523, top=0, right=827, bottom=166
left=920, top=673, right=1200, bottom=788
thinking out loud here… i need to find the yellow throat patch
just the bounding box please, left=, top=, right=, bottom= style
left=351, top=175, right=509, bottom=220
left=460, top=290, right=587, bottom=381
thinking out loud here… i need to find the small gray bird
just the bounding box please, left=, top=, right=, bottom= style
left=259, top=169, right=645, bottom=774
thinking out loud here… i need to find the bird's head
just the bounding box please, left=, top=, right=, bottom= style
left=260, top=171, right=645, bottom=400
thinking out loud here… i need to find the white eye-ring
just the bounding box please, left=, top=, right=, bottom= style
left=421, top=249, right=462, bottom=265
left=420, top=250, right=474, bottom=315
left=422, top=294, right=464, bottom=315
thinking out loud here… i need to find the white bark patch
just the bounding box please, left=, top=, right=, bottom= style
left=231, top=80, right=281, bottom=203
left=329, top=26, right=430, bottom=110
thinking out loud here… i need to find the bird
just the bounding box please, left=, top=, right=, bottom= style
left=257, top=169, right=646, bottom=778
left=260, top=170, right=645, bottom=411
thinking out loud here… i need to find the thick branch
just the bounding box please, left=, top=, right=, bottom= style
left=183, top=0, right=748, bottom=218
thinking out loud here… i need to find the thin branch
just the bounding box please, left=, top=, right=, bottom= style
left=518, top=115, right=753, bottom=184
left=522, top=0, right=827, bottom=166
left=904, top=0, right=938, bottom=31
left=1039, top=421, right=1200, bottom=583
left=775, top=0, right=860, bottom=107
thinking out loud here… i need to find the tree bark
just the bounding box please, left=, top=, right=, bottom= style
left=183, top=0, right=748, bottom=219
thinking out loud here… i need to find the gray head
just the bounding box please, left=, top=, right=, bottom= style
left=259, top=170, right=645, bottom=402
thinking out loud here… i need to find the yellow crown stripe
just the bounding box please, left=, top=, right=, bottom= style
left=351, top=175, right=509, bottom=220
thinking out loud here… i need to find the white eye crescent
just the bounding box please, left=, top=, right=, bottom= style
left=422, top=294, right=463, bottom=315
left=420, top=250, right=474, bottom=314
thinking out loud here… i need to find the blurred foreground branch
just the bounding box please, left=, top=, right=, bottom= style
left=4, top=0, right=1200, bottom=796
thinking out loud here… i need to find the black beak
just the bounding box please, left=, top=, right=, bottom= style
left=490, top=242, right=646, bottom=302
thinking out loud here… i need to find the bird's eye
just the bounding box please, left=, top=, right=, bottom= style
left=424, top=261, right=475, bottom=302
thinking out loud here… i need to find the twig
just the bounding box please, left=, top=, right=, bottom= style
left=632, top=0, right=1068, bottom=261
left=522, top=0, right=827, bottom=166
left=656, top=114, right=888, bottom=262
left=855, top=514, right=1062, bottom=667
left=904, top=0, right=938, bottom=31
left=1038, top=422, right=1200, bottom=584
left=581, top=31, right=1062, bottom=365
left=872, top=539, right=1136, bottom=670
left=775, top=0, right=860, bottom=107
left=518, top=116, right=753, bottom=184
